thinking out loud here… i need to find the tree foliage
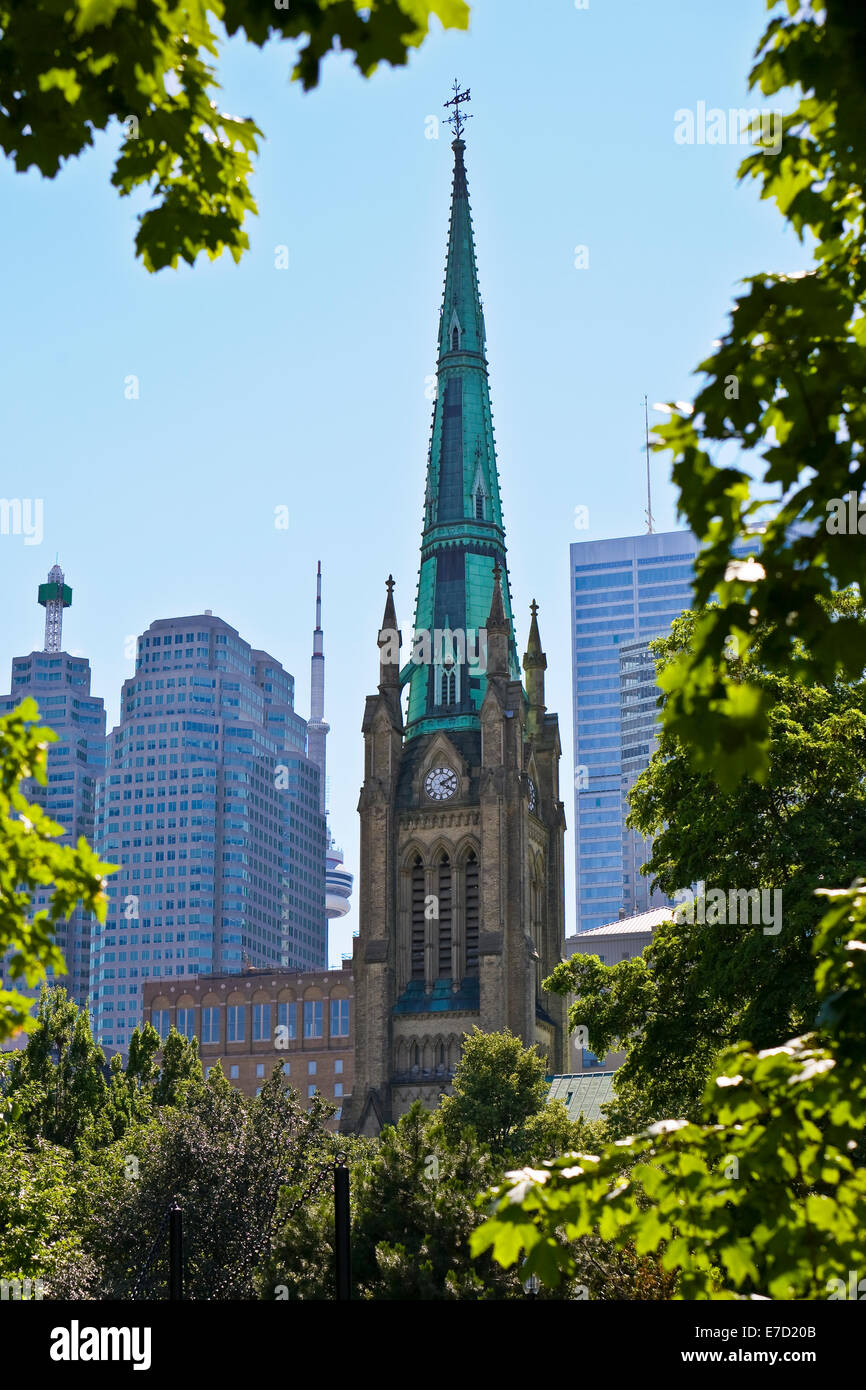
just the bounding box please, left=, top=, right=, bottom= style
left=264, top=1035, right=671, bottom=1300
left=48, top=1064, right=336, bottom=1299
left=0, top=699, right=113, bottom=1044
left=546, top=602, right=866, bottom=1132
left=266, top=1102, right=527, bottom=1300
left=5, top=987, right=109, bottom=1152
left=0, top=1131, right=82, bottom=1286
left=653, top=0, right=866, bottom=786
left=438, top=1027, right=575, bottom=1162
left=475, top=881, right=866, bottom=1299
left=0, top=0, right=470, bottom=270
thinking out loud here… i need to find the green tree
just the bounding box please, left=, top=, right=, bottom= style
left=0, top=698, right=113, bottom=1044
left=651, top=0, right=866, bottom=786
left=49, top=1063, right=335, bottom=1299
left=5, top=999, right=206, bottom=1149
left=0, top=1131, right=83, bottom=1287
left=4, top=986, right=109, bottom=1152
left=265, top=1102, right=528, bottom=1300
left=474, top=880, right=866, bottom=1300
left=0, top=0, right=469, bottom=271
left=438, top=1027, right=574, bottom=1162
left=265, top=1094, right=670, bottom=1300
left=546, top=603, right=866, bottom=1131
left=98, top=1022, right=203, bottom=1141
left=150, top=1025, right=203, bottom=1107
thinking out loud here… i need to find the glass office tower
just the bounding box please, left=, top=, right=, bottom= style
left=90, top=613, right=326, bottom=1052
left=0, top=567, right=106, bottom=1008
left=570, top=532, right=699, bottom=932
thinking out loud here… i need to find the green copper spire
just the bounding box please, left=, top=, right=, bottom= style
left=403, top=95, right=521, bottom=739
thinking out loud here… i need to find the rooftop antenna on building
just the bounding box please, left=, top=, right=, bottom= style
left=643, top=395, right=655, bottom=534
left=38, top=564, right=71, bottom=653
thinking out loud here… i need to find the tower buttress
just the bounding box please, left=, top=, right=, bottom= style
left=523, top=599, right=547, bottom=738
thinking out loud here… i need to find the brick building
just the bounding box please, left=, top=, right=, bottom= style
left=142, top=964, right=353, bottom=1127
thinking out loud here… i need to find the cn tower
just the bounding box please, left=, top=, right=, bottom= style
left=308, top=563, right=353, bottom=922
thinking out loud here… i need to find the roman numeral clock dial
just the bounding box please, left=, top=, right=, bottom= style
left=424, top=766, right=458, bottom=801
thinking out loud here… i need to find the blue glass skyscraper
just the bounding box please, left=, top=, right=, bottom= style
left=570, top=532, right=700, bottom=932
left=90, top=612, right=326, bottom=1052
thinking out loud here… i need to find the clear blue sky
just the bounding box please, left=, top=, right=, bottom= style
left=0, top=0, right=810, bottom=957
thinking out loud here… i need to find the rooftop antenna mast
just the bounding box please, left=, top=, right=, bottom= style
left=643, top=394, right=655, bottom=534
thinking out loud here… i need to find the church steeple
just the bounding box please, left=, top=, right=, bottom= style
left=343, top=91, right=568, bottom=1137
left=405, top=95, right=520, bottom=738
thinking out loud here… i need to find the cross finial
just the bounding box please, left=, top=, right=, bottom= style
left=530, top=599, right=539, bottom=619
left=386, top=574, right=395, bottom=595
left=444, top=80, right=472, bottom=140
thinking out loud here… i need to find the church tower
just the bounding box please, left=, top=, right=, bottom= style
left=342, top=88, right=567, bottom=1136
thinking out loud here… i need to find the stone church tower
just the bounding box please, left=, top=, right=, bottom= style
left=341, top=101, right=567, bottom=1136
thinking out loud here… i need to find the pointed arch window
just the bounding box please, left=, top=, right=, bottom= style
left=465, top=851, right=480, bottom=975
left=435, top=663, right=459, bottom=707
left=437, top=854, right=453, bottom=978
left=475, top=487, right=485, bottom=520
left=452, top=326, right=460, bottom=350
left=410, top=855, right=425, bottom=981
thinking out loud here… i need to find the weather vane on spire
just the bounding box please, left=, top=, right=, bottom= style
left=444, top=80, right=472, bottom=140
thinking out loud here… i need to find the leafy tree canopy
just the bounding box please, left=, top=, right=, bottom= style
left=546, top=599, right=866, bottom=1132
left=438, top=1027, right=574, bottom=1162
left=0, top=0, right=470, bottom=270
left=0, top=699, right=113, bottom=1045
left=652, top=0, right=866, bottom=786
left=475, top=880, right=866, bottom=1300
left=48, top=1062, right=336, bottom=1299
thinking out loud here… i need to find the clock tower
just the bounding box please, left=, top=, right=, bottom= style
left=341, top=92, right=568, bottom=1135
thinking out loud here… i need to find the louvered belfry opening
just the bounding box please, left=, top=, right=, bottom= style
left=465, top=850, right=480, bottom=974
left=437, top=854, right=453, bottom=977
left=410, top=855, right=426, bottom=980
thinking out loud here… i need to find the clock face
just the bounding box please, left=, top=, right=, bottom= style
left=528, top=778, right=537, bottom=814
left=424, top=766, right=458, bottom=801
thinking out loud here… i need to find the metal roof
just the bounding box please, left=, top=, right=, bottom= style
left=567, top=906, right=674, bottom=940
left=547, top=1071, right=616, bottom=1123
